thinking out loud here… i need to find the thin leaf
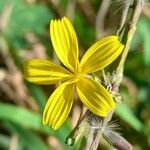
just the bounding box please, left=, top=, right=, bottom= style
left=4, top=122, right=50, bottom=150
left=115, top=103, right=143, bottom=132
left=26, top=82, right=47, bottom=110
left=0, top=103, right=80, bottom=149
left=136, top=18, right=150, bottom=66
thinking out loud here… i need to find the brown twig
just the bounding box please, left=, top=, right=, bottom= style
left=40, top=0, right=63, bottom=18
left=76, top=0, right=95, bottom=25
left=0, top=3, right=37, bottom=110
left=66, top=0, right=77, bottom=21
left=95, top=0, right=112, bottom=38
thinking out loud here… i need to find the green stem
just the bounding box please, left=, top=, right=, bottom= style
left=116, top=0, right=144, bottom=84
left=116, top=25, right=136, bottom=83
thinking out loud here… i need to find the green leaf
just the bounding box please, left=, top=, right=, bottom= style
left=2, top=0, right=53, bottom=49
left=0, top=0, right=8, bottom=12
left=4, top=122, right=50, bottom=150
left=0, top=102, right=43, bottom=130
left=26, top=82, right=47, bottom=110
left=136, top=18, right=150, bottom=66
left=0, top=103, right=80, bottom=149
left=115, top=103, right=144, bottom=132
left=6, top=0, right=52, bottom=34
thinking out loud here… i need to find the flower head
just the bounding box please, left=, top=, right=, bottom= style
left=23, top=17, right=124, bottom=130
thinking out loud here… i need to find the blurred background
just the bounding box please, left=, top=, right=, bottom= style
left=0, top=0, right=150, bottom=149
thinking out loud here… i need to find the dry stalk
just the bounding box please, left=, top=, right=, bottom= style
left=66, top=0, right=77, bottom=21
left=95, top=0, right=112, bottom=38
left=0, top=3, right=37, bottom=109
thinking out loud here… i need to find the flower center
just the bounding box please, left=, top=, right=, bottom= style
left=72, top=73, right=93, bottom=83
left=75, top=73, right=84, bottom=80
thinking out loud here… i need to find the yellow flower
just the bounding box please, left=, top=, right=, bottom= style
left=23, top=17, right=124, bottom=130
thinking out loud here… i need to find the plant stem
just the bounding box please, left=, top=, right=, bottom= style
left=116, top=0, right=144, bottom=84
left=84, top=0, right=144, bottom=149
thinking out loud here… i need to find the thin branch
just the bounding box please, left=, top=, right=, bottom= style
left=95, top=0, right=112, bottom=38
left=116, top=0, right=132, bottom=36
left=45, top=0, right=63, bottom=17
left=66, top=0, right=77, bottom=21
left=77, top=0, right=95, bottom=25
left=116, top=0, right=144, bottom=83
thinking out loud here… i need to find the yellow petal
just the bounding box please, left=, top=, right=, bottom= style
left=23, top=59, right=72, bottom=85
left=50, top=17, right=79, bottom=73
left=79, top=36, right=124, bottom=73
left=76, top=77, right=115, bottom=117
left=43, top=82, right=74, bottom=130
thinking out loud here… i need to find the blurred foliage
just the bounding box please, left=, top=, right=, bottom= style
left=1, top=0, right=52, bottom=49
left=0, top=0, right=150, bottom=150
